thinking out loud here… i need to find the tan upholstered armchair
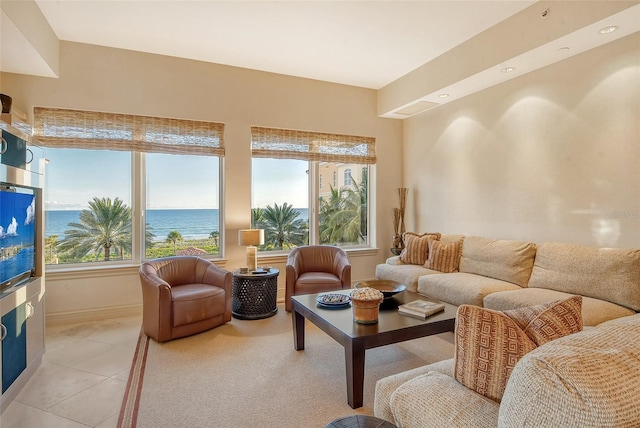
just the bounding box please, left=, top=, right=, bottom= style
left=285, top=245, right=351, bottom=311
left=139, top=256, right=232, bottom=342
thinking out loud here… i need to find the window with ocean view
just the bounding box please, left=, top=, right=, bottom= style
left=44, top=148, right=133, bottom=264
left=43, top=150, right=222, bottom=265
left=35, top=107, right=225, bottom=266
left=146, top=153, right=220, bottom=258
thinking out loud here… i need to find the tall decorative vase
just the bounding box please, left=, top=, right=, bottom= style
left=391, top=188, right=408, bottom=255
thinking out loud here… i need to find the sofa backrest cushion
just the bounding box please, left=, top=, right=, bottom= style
left=498, top=314, right=640, bottom=427
left=454, top=297, right=582, bottom=403
left=528, top=242, right=640, bottom=312
left=459, top=236, right=537, bottom=287
left=399, top=232, right=441, bottom=265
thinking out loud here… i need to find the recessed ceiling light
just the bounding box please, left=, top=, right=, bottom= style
left=559, top=46, right=570, bottom=51
left=599, top=26, right=619, bottom=34
left=438, top=94, right=449, bottom=98
left=501, top=67, right=516, bottom=73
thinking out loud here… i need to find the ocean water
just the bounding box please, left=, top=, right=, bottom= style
left=45, top=208, right=309, bottom=242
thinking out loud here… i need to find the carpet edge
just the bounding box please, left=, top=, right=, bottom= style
left=118, top=329, right=150, bottom=428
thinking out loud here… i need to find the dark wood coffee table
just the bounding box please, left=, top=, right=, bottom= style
left=291, top=289, right=457, bottom=408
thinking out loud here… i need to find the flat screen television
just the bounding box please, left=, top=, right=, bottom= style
left=0, top=182, right=37, bottom=293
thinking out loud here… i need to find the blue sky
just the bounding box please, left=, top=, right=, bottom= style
left=44, top=149, right=307, bottom=210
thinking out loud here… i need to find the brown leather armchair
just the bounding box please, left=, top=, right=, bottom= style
left=285, top=245, right=351, bottom=311
left=139, top=256, right=232, bottom=342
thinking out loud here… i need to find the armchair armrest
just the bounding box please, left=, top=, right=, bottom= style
left=334, top=251, right=352, bottom=288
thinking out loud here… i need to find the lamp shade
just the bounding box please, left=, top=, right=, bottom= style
left=238, top=229, right=264, bottom=246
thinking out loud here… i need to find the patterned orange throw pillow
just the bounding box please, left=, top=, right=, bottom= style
left=504, top=295, right=583, bottom=346
left=399, top=232, right=441, bottom=265
left=454, top=296, right=583, bottom=402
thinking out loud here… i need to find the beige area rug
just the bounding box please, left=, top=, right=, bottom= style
left=118, top=304, right=455, bottom=428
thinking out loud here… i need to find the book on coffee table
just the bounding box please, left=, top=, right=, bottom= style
left=398, top=299, right=445, bottom=319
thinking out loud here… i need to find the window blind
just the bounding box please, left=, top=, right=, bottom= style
left=33, top=107, right=225, bottom=156
left=250, top=126, right=376, bottom=164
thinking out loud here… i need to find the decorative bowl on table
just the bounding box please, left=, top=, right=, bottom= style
left=354, top=280, right=406, bottom=299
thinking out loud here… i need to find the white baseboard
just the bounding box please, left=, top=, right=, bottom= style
left=46, top=304, right=143, bottom=326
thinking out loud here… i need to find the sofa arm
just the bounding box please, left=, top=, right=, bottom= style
left=389, top=372, right=499, bottom=428
left=375, top=359, right=454, bottom=423
left=498, top=318, right=640, bottom=428
left=386, top=256, right=403, bottom=265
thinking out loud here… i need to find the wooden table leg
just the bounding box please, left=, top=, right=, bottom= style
left=344, top=340, right=366, bottom=408
left=292, top=307, right=305, bottom=351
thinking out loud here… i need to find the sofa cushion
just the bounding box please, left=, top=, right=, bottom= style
left=528, top=242, right=640, bottom=312
left=374, top=358, right=453, bottom=423
left=424, top=238, right=463, bottom=273
left=418, top=272, right=521, bottom=307
left=454, top=298, right=582, bottom=402
left=483, top=288, right=636, bottom=326
left=376, top=263, right=440, bottom=293
left=459, top=236, right=536, bottom=287
left=389, top=370, right=500, bottom=428
left=399, top=232, right=441, bottom=265
left=498, top=314, right=640, bottom=427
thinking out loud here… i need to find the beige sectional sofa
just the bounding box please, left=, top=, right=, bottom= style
left=374, top=313, right=640, bottom=427
left=374, top=234, right=640, bottom=427
left=375, top=235, right=640, bottom=326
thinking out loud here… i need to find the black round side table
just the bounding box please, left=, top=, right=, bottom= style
left=325, top=415, right=396, bottom=428
left=232, top=268, right=279, bottom=320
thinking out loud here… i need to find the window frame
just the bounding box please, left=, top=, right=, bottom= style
left=35, top=107, right=226, bottom=269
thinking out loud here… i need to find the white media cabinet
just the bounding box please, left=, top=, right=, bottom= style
left=0, top=119, right=46, bottom=414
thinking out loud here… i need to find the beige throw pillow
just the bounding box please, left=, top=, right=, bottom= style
left=399, top=232, right=441, bottom=265
left=454, top=297, right=583, bottom=402
left=423, top=239, right=463, bottom=273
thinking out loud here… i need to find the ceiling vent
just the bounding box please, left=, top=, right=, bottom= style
left=394, top=101, right=440, bottom=116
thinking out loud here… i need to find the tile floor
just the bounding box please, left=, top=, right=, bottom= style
left=1, top=315, right=142, bottom=428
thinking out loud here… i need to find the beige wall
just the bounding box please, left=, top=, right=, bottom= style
left=402, top=33, right=640, bottom=249
left=1, top=41, right=403, bottom=319
left=3, top=31, right=639, bottom=320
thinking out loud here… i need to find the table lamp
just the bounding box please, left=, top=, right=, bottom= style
left=238, top=229, right=264, bottom=271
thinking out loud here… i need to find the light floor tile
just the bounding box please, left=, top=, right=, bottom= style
left=2, top=315, right=140, bottom=426
left=8, top=410, right=90, bottom=428
left=15, top=363, right=107, bottom=410
left=95, top=411, right=120, bottom=428
left=47, top=378, right=126, bottom=427
left=0, top=401, right=43, bottom=427
left=44, top=338, right=115, bottom=367
left=69, top=345, right=135, bottom=377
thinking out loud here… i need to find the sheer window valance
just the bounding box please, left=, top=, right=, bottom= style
left=251, top=126, right=376, bottom=164
left=33, top=107, right=225, bottom=156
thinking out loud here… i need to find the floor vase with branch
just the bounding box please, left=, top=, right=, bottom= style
left=391, top=188, right=408, bottom=255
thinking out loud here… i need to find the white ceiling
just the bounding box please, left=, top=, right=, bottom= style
left=31, top=0, right=535, bottom=89
left=1, top=1, right=639, bottom=118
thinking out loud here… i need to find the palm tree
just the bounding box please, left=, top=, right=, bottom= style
left=58, top=197, right=132, bottom=261
left=209, top=230, right=219, bottom=247
left=260, top=202, right=307, bottom=249
left=251, top=207, right=265, bottom=229
left=319, top=170, right=368, bottom=245
left=45, top=235, right=59, bottom=264
left=166, top=230, right=183, bottom=254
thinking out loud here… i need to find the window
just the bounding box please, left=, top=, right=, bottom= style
left=34, top=107, right=224, bottom=265
left=145, top=153, right=220, bottom=259
left=333, top=172, right=337, bottom=187
left=251, top=126, right=375, bottom=249
left=344, top=168, right=352, bottom=186
left=319, top=174, right=323, bottom=189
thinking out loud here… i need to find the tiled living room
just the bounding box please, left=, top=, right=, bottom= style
left=1, top=1, right=639, bottom=427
